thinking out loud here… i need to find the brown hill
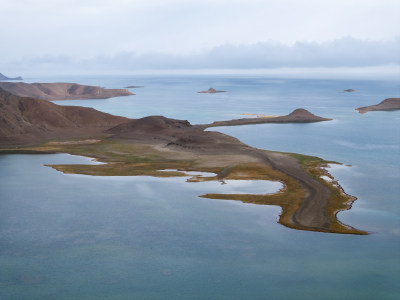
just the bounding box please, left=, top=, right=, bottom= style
left=271, top=108, right=331, bottom=122
left=356, top=98, right=400, bottom=114
left=106, top=116, right=247, bottom=154
left=0, top=82, right=133, bottom=101
left=0, top=88, right=128, bottom=146
left=199, top=108, right=332, bottom=128
left=108, top=116, right=192, bottom=135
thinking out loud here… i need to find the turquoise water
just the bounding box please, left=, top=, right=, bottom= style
left=1, top=76, right=399, bottom=299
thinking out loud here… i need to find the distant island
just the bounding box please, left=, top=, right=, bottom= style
left=343, top=89, right=356, bottom=93
left=198, top=88, right=227, bottom=93
left=125, top=85, right=144, bottom=88
left=0, top=82, right=134, bottom=101
left=0, top=86, right=366, bottom=235
left=0, top=73, right=23, bottom=81
left=356, top=98, right=400, bottom=114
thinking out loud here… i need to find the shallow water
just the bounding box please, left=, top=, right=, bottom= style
left=1, top=75, right=399, bottom=299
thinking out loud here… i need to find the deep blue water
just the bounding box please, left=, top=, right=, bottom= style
left=0, top=75, right=399, bottom=299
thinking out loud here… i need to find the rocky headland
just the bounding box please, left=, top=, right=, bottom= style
left=197, top=108, right=332, bottom=129
left=0, top=73, right=23, bottom=81
left=0, top=82, right=133, bottom=101
left=356, top=98, right=400, bottom=114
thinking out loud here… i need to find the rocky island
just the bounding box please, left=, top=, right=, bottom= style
left=198, top=88, right=227, bottom=93
left=0, top=72, right=23, bottom=81
left=356, top=98, right=400, bottom=114
left=0, top=82, right=134, bottom=101
left=0, top=87, right=365, bottom=235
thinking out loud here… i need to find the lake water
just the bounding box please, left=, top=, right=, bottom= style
left=1, top=75, right=399, bottom=299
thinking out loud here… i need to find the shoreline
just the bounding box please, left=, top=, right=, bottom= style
left=323, top=164, right=362, bottom=233
left=0, top=140, right=367, bottom=235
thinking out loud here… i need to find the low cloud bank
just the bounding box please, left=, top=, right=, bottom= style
left=2, top=37, right=399, bottom=74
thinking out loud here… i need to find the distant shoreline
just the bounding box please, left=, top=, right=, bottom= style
left=0, top=82, right=133, bottom=101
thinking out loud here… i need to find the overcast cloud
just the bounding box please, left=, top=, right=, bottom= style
left=1, top=0, right=399, bottom=73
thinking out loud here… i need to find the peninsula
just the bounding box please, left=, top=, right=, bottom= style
left=0, top=82, right=133, bottom=101
left=0, top=73, right=23, bottom=81
left=356, top=98, right=400, bottom=114
left=198, top=88, right=227, bottom=93
left=197, top=109, right=332, bottom=129
left=0, top=87, right=365, bottom=235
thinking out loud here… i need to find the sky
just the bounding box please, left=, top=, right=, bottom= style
left=1, top=0, right=399, bottom=75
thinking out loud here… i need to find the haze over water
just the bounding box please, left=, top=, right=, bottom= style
left=0, top=75, right=399, bottom=299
